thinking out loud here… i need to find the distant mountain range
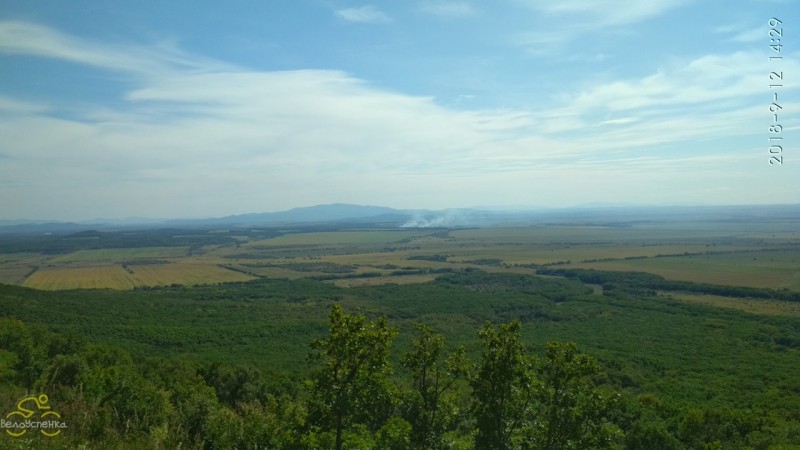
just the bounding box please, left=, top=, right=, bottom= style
left=2, top=203, right=800, bottom=235
left=169, top=203, right=409, bottom=226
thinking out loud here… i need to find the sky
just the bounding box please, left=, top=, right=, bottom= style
left=0, top=0, right=798, bottom=221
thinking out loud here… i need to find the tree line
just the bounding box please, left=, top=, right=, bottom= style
left=538, top=268, right=800, bottom=302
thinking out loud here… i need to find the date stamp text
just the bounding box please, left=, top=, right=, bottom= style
left=768, top=17, right=783, bottom=166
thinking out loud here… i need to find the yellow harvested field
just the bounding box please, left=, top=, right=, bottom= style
left=126, top=262, right=256, bottom=286
left=330, top=274, right=439, bottom=287
left=25, top=266, right=136, bottom=290
left=23, top=262, right=256, bottom=290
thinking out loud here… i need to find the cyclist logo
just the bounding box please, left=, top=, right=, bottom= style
left=2, top=394, right=66, bottom=437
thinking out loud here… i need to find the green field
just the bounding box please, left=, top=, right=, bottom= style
left=569, top=249, right=800, bottom=290
left=48, top=246, right=189, bottom=263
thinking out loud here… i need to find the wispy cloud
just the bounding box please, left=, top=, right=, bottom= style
left=509, top=0, right=688, bottom=54
left=418, top=1, right=477, bottom=18
left=334, top=5, right=392, bottom=23
left=528, top=48, right=800, bottom=161
left=0, top=95, right=50, bottom=114
left=511, top=30, right=568, bottom=55
left=554, top=52, right=782, bottom=116
left=0, top=21, right=235, bottom=78
left=714, top=24, right=763, bottom=43
left=510, top=0, right=687, bottom=26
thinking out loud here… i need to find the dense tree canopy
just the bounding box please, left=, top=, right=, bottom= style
left=2, top=269, right=799, bottom=448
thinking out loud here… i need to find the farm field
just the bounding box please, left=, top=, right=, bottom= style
left=1, top=222, right=798, bottom=291
left=48, top=246, right=190, bottom=263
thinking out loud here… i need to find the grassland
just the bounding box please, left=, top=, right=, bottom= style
left=0, top=253, right=41, bottom=285
left=664, top=292, right=800, bottom=317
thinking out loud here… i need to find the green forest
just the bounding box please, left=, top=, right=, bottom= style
left=2, top=270, right=800, bottom=449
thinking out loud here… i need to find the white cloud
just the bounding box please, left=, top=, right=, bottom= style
left=1, top=21, right=797, bottom=219
left=334, top=5, right=391, bottom=23
left=0, top=22, right=563, bottom=218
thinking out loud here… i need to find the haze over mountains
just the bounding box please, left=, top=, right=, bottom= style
left=2, top=203, right=800, bottom=235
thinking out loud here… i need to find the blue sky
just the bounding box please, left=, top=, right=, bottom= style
left=0, top=0, right=797, bottom=220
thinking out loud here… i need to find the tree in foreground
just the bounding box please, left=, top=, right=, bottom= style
left=523, top=341, right=622, bottom=449
left=308, top=304, right=398, bottom=450
left=471, top=321, right=622, bottom=450
left=402, top=323, right=471, bottom=449
left=472, top=320, right=536, bottom=450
